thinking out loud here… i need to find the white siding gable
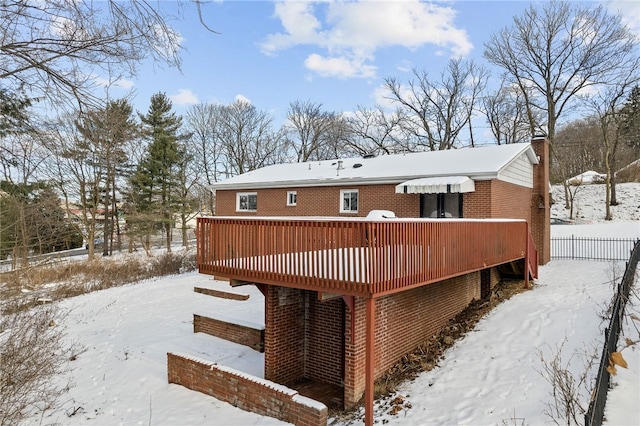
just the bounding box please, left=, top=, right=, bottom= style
left=497, top=152, right=534, bottom=188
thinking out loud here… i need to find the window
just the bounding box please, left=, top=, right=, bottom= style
left=287, top=191, right=297, bottom=206
left=340, top=189, right=359, bottom=213
left=420, top=193, right=463, bottom=218
left=236, top=192, right=257, bottom=212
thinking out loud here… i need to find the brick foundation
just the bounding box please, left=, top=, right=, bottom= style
left=263, top=268, right=500, bottom=409
left=193, top=314, right=264, bottom=352
left=167, top=353, right=328, bottom=426
left=343, top=270, right=496, bottom=407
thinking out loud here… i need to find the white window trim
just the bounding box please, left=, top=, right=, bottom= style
left=287, top=191, right=297, bottom=206
left=236, top=192, right=257, bottom=212
left=340, top=189, right=359, bottom=213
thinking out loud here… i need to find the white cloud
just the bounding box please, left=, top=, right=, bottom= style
left=235, top=94, right=252, bottom=104
left=261, top=0, right=473, bottom=79
left=304, top=53, right=376, bottom=79
left=93, top=76, right=135, bottom=90
left=170, top=89, right=199, bottom=106
left=150, top=23, right=184, bottom=62
left=603, top=0, right=640, bottom=38
left=372, top=82, right=404, bottom=110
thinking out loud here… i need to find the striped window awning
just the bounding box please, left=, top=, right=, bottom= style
left=395, top=176, right=475, bottom=194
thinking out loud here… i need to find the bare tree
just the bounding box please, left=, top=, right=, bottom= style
left=483, top=79, right=534, bottom=145
left=45, top=115, right=108, bottom=260
left=384, top=58, right=488, bottom=150
left=485, top=0, right=639, bottom=212
left=586, top=79, right=640, bottom=220
left=218, top=100, right=285, bottom=175
left=484, top=1, right=638, bottom=143
left=314, top=113, right=353, bottom=160
left=284, top=100, right=346, bottom=162
left=175, top=142, right=200, bottom=248
left=0, top=0, right=191, bottom=110
left=345, top=105, right=408, bottom=156
left=0, top=102, right=56, bottom=266
left=75, top=99, right=139, bottom=255
left=553, top=119, right=603, bottom=183
left=184, top=103, right=227, bottom=213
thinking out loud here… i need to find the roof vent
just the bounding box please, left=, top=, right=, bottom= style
left=353, top=163, right=363, bottom=168
left=363, top=153, right=376, bottom=159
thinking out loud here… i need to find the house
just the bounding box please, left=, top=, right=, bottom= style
left=170, top=138, right=550, bottom=426
left=616, top=158, right=640, bottom=183
left=566, top=170, right=607, bottom=185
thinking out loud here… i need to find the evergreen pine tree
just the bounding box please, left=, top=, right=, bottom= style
left=620, top=86, right=640, bottom=150
left=131, top=93, right=185, bottom=252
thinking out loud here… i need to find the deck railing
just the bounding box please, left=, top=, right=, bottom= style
left=197, top=217, right=533, bottom=297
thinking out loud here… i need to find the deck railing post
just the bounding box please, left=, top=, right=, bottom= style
left=365, top=296, right=375, bottom=426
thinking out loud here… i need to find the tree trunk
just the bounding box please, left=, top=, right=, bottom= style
left=181, top=213, right=189, bottom=248
left=610, top=169, right=618, bottom=206
left=102, top=179, right=111, bottom=257
left=165, top=221, right=172, bottom=253
left=604, top=151, right=612, bottom=220
left=562, top=181, right=570, bottom=209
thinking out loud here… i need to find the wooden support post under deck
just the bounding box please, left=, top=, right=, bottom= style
left=365, top=297, right=375, bottom=426
left=525, top=224, right=530, bottom=289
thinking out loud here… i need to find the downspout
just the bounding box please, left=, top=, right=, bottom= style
left=365, top=296, right=375, bottom=426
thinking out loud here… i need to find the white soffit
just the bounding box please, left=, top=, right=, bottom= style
left=395, top=176, right=476, bottom=194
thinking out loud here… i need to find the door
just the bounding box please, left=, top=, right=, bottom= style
left=420, top=193, right=463, bottom=218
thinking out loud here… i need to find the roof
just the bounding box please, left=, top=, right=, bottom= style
left=212, top=143, right=539, bottom=190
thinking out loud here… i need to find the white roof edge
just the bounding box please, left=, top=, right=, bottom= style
left=524, top=144, right=539, bottom=164
left=496, top=144, right=539, bottom=174
left=211, top=173, right=498, bottom=190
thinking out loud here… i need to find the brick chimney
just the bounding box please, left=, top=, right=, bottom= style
left=530, top=137, right=551, bottom=265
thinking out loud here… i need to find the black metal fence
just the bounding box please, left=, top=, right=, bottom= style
left=551, top=236, right=639, bottom=261
left=584, top=240, right=640, bottom=426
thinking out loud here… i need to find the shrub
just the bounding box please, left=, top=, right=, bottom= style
left=0, top=300, right=75, bottom=425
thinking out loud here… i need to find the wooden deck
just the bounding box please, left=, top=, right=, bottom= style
left=197, top=217, right=537, bottom=297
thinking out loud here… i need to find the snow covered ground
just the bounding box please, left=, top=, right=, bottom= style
left=551, top=182, right=640, bottom=223
left=605, top=268, right=640, bottom=426
left=16, top=183, right=640, bottom=426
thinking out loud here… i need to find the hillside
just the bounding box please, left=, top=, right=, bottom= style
left=551, top=182, right=640, bottom=223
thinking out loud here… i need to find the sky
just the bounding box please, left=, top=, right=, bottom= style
left=16, top=182, right=640, bottom=425
left=99, top=0, right=640, bottom=128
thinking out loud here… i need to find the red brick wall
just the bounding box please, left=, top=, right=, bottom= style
left=264, top=286, right=306, bottom=384
left=216, top=184, right=420, bottom=218
left=193, top=314, right=264, bottom=352
left=264, top=287, right=345, bottom=389
left=464, top=180, right=532, bottom=221
left=216, top=180, right=533, bottom=222
left=167, top=353, right=328, bottom=426
left=343, top=268, right=499, bottom=407
left=305, top=295, right=344, bottom=386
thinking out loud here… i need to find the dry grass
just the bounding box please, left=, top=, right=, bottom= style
left=0, top=250, right=196, bottom=314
